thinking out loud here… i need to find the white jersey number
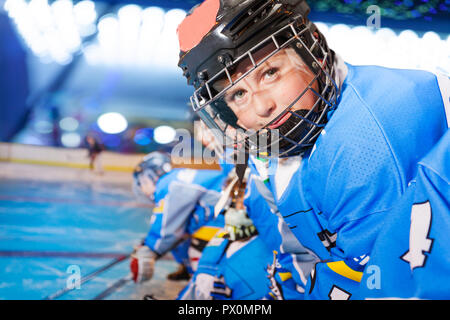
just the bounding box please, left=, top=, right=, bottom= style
left=401, top=201, right=433, bottom=270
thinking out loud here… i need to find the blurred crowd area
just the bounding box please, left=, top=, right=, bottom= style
left=0, top=0, right=448, bottom=155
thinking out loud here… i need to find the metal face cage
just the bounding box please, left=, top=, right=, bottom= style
left=190, top=18, right=339, bottom=159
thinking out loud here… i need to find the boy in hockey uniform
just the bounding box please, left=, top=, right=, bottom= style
left=177, top=0, right=449, bottom=298
left=130, top=151, right=229, bottom=283
left=357, top=130, right=449, bottom=299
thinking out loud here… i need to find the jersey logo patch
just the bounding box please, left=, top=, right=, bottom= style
left=317, top=229, right=337, bottom=252
left=328, top=285, right=351, bottom=300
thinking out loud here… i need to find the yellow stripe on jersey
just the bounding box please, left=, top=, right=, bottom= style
left=327, top=261, right=363, bottom=283
left=217, top=231, right=228, bottom=238
left=192, top=226, right=221, bottom=241
left=278, top=272, right=292, bottom=282
left=152, top=200, right=164, bottom=213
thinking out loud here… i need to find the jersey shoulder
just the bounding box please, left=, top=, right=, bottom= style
left=153, top=168, right=185, bottom=202
left=418, top=129, right=450, bottom=186
left=305, top=65, right=447, bottom=223
left=190, top=168, right=227, bottom=192
left=345, top=64, right=447, bottom=171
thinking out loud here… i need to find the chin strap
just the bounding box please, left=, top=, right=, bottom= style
left=214, top=142, right=250, bottom=217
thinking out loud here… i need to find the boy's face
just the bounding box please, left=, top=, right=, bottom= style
left=138, top=174, right=156, bottom=198
left=213, top=42, right=319, bottom=131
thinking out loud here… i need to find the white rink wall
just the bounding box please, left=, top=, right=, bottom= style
left=0, top=143, right=220, bottom=184
left=0, top=142, right=144, bottom=172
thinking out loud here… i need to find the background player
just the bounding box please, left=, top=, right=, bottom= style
left=130, top=151, right=228, bottom=283
left=177, top=167, right=275, bottom=300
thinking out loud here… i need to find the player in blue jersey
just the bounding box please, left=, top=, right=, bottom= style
left=178, top=161, right=319, bottom=300
left=130, top=151, right=228, bottom=283
left=357, top=130, right=449, bottom=299
left=177, top=167, right=279, bottom=300
left=176, top=0, right=450, bottom=299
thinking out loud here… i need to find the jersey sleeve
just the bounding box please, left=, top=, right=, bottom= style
left=144, top=180, right=204, bottom=255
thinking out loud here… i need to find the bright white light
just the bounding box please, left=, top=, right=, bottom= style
left=4, top=0, right=27, bottom=19
left=141, top=6, right=165, bottom=27
left=163, top=9, right=186, bottom=30
left=44, top=28, right=73, bottom=64
left=59, top=117, right=79, bottom=131
left=61, top=132, right=81, bottom=147
left=118, top=4, right=142, bottom=23
left=97, top=112, right=128, bottom=134
left=137, top=6, right=165, bottom=65
left=314, top=22, right=329, bottom=37
left=154, top=9, right=186, bottom=67
left=51, top=0, right=81, bottom=53
left=82, top=43, right=101, bottom=65
left=118, top=5, right=143, bottom=65
left=154, top=125, right=176, bottom=144
left=327, top=24, right=352, bottom=60
left=349, top=26, right=375, bottom=64
left=73, top=0, right=96, bottom=26
left=28, top=0, right=53, bottom=31
left=98, top=15, right=120, bottom=64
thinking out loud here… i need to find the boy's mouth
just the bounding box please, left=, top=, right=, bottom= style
left=267, top=111, right=292, bottom=129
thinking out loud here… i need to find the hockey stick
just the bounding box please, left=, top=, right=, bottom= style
left=92, top=273, right=134, bottom=300
left=1, top=250, right=127, bottom=259
left=92, top=235, right=192, bottom=300
left=43, top=253, right=131, bottom=300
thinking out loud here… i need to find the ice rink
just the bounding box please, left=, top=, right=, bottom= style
left=0, top=162, right=188, bottom=300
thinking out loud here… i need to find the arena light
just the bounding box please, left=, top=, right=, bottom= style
left=136, top=6, right=165, bottom=66
left=317, top=23, right=449, bottom=76
left=59, top=117, right=79, bottom=131
left=153, top=125, right=176, bottom=144
left=118, top=4, right=142, bottom=65
left=97, top=112, right=128, bottom=134
left=97, top=15, right=120, bottom=64
left=61, top=132, right=81, bottom=147
left=82, top=5, right=186, bottom=69
left=73, top=0, right=96, bottom=26
left=134, top=128, right=153, bottom=146
left=4, top=0, right=97, bottom=65
left=154, top=8, right=186, bottom=67
left=34, top=120, right=53, bottom=134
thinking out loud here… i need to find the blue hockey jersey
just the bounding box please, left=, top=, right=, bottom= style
left=247, top=61, right=449, bottom=299
left=144, top=168, right=227, bottom=257
left=177, top=233, right=275, bottom=300
left=357, top=129, right=449, bottom=299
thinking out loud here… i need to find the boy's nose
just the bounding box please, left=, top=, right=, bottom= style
left=253, top=94, right=276, bottom=118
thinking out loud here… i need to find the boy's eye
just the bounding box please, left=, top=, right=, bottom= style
left=263, top=68, right=278, bottom=80
left=232, top=89, right=246, bottom=101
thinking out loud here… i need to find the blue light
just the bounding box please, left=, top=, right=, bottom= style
left=134, top=128, right=153, bottom=146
